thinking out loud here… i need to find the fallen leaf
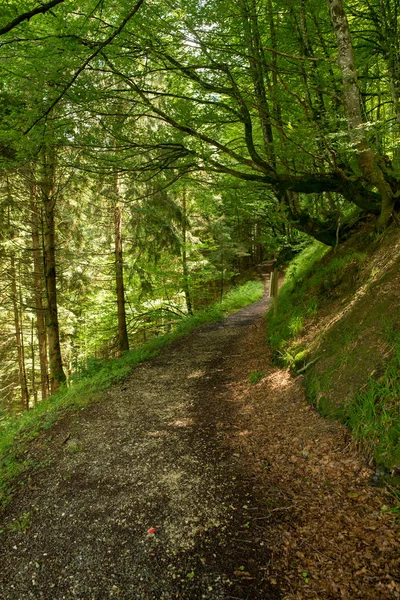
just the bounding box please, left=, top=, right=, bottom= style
left=234, top=570, right=252, bottom=578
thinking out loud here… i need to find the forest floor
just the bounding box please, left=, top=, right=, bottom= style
left=0, top=288, right=399, bottom=600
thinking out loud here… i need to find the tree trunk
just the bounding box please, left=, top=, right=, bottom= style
left=267, top=0, right=283, bottom=129
left=30, top=183, right=50, bottom=400
left=18, top=261, right=29, bottom=406
left=379, top=0, right=400, bottom=168
left=328, top=0, right=394, bottom=231
left=31, top=318, right=38, bottom=406
left=114, top=173, right=129, bottom=356
left=181, top=190, right=193, bottom=315
left=41, top=146, right=66, bottom=393
left=10, top=254, right=29, bottom=409
left=240, top=0, right=275, bottom=163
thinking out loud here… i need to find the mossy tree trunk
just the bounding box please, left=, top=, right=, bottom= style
left=328, top=0, right=395, bottom=232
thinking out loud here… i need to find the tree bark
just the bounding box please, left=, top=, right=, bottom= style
left=30, top=182, right=50, bottom=400
left=10, top=254, right=29, bottom=409
left=240, top=0, right=275, bottom=163
left=181, top=190, right=193, bottom=315
left=41, top=146, right=66, bottom=393
left=114, top=173, right=129, bottom=356
left=378, top=0, right=400, bottom=167
left=31, top=318, right=38, bottom=406
left=328, top=0, right=394, bottom=231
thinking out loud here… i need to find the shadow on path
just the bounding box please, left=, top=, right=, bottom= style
left=0, top=293, right=279, bottom=599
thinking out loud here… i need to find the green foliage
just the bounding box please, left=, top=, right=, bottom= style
left=267, top=242, right=329, bottom=350
left=8, top=511, right=31, bottom=534
left=0, top=280, right=263, bottom=510
left=344, top=337, right=400, bottom=469
left=219, top=281, right=263, bottom=312
left=267, top=242, right=367, bottom=352
left=249, top=371, right=265, bottom=385
left=288, top=315, right=304, bottom=337
left=386, top=486, right=400, bottom=517
left=306, top=251, right=367, bottom=295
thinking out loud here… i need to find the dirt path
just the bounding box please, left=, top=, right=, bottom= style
left=0, top=293, right=399, bottom=599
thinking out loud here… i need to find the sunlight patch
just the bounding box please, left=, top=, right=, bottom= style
left=187, top=370, right=205, bottom=379
left=168, top=419, right=194, bottom=428
left=147, top=430, right=169, bottom=437
left=266, top=372, right=292, bottom=390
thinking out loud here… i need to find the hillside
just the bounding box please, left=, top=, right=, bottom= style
left=268, top=221, right=400, bottom=478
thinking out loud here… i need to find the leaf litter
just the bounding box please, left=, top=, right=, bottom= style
left=225, top=304, right=399, bottom=599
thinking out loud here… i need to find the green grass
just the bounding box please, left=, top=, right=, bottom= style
left=267, top=236, right=400, bottom=493
left=344, top=337, right=400, bottom=470
left=219, top=280, right=264, bottom=312
left=249, top=371, right=265, bottom=385
left=267, top=241, right=329, bottom=351
left=267, top=242, right=366, bottom=352
left=8, top=511, right=31, bottom=533
left=0, top=280, right=263, bottom=510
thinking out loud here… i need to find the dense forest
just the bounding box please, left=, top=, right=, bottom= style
left=0, top=0, right=399, bottom=414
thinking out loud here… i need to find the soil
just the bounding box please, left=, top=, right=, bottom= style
left=0, top=289, right=399, bottom=600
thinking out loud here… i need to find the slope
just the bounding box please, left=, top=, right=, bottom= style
left=268, top=220, right=400, bottom=476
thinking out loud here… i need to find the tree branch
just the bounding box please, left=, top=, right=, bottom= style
left=0, top=0, right=65, bottom=36
left=24, top=0, right=145, bottom=134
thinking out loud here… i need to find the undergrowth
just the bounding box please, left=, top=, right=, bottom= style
left=344, top=329, right=400, bottom=471
left=0, top=280, right=263, bottom=510
left=267, top=241, right=330, bottom=352
left=267, top=241, right=366, bottom=358
left=249, top=371, right=265, bottom=385
left=267, top=237, right=400, bottom=493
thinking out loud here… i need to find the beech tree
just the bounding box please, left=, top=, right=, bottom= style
left=81, top=0, right=393, bottom=244
left=328, top=0, right=395, bottom=231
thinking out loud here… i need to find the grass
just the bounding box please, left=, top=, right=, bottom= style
left=267, top=235, right=400, bottom=492
left=267, top=241, right=330, bottom=351
left=267, top=242, right=366, bottom=353
left=8, top=511, right=31, bottom=534
left=343, top=332, right=400, bottom=470
left=0, top=280, right=264, bottom=510
left=249, top=371, right=265, bottom=385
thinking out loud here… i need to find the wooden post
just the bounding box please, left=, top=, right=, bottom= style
left=269, top=270, right=274, bottom=297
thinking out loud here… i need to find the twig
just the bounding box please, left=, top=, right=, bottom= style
left=296, top=356, right=321, bottom=375
left=301, top=540, right=338, bottom=563
left=252, top=505, right=297, bottom=520
left=0, top=0, right=65, bottom=37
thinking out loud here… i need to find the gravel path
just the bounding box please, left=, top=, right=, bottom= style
left=0, top=294, right=280, bottom=599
